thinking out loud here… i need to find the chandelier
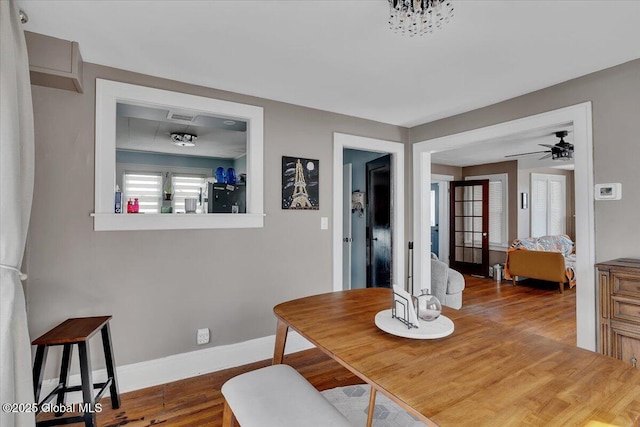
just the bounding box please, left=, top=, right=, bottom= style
left=170, top=133, right=197, bottom=147
left=388, top=0, right=454, bottom=36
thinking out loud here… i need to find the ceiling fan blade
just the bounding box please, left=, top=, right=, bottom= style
left=539, top=144, right=556, bottom=149
left=505, top=150, right=550, bottom=158
left=539, top=153, right=553, bottom=160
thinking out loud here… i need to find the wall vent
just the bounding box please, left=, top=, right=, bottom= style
left=167, top=111, right=196, bottom=122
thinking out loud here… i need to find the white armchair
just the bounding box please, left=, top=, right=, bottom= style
left=430, top=253, right=465, bottom=309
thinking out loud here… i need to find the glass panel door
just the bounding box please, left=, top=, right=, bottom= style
left=449, top=180, right=489, bottom=276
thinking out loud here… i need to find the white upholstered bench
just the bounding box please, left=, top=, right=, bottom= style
left=221, top=364, right=353, bottom=427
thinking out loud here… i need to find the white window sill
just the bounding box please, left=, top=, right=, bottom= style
left=489, top=245, right=508, bottom=252
left=92, top=213, right=265, bottom=231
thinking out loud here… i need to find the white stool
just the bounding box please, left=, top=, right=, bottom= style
left=221, top=364, right=352, bottom=427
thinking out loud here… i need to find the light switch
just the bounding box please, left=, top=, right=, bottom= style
left=321, top=217, right=329, bottom=230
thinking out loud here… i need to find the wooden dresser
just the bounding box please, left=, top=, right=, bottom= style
left=596, top=258, right=640, bottom=370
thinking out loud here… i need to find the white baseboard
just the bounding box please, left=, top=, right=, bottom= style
left=40, top=331, right=314, bottom=403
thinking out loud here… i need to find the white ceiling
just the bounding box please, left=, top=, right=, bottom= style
left=18, top=1, right=640, bottom=127
left=116, top=103, right=247, bottom=159
left=431, top=123, right=575, bottom=169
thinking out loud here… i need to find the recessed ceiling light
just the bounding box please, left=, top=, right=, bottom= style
left=170, top=133, right=197, bottom=147
left=223, top=120, right=236, bottom=126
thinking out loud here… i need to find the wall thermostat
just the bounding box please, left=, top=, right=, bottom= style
left=594, top=183, right=622, bottom=200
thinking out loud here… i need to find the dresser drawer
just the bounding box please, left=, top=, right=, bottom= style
left=611, top=271, right=640, bottom=298
left=611, top=321, right=640, bottom=370
left=611, top=296, right=640, bottom=324
left=596, top=259, right=640, bottom=361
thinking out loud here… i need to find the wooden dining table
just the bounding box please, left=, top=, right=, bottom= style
left=273, top=288, right=640, bottom=427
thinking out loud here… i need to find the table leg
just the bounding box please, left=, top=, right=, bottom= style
left=272, top=319, right=289, bottom=365
left=366, top=387, right=377, bottom=427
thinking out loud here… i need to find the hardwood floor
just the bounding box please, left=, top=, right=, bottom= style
left=54, top=277, right=575, bottom=426
left=462, top=275, right=576, bottom=345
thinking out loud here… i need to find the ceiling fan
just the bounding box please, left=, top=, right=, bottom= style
left=505, top=131, right=574, bottom=161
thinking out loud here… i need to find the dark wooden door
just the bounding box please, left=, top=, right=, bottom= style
left=366, top=155, right=392, bottom=288
left=449, top=180, right=489, bottom=276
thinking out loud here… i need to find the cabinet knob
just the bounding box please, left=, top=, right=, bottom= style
left=632, top=356, right=637, bottom=368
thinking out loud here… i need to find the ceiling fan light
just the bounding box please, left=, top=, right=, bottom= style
left=170, top=132, right=197, bottom=147
left=552, top=149, right=573, bottom=161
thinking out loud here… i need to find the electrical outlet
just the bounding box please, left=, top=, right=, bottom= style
left=197, top=328, right=210, bottom=345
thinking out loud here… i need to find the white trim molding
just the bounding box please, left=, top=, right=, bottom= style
left=94, top=79, right=264, bottom=231
left=41, top=332, right=313, bottom=403
left=413, top=102, right=596, bottom=351
left=333, top=133, right=405, bottom=292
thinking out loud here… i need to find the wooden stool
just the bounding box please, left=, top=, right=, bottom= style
left=32, top=316, right=120, bottom=427
left=221, top=364, right=352, bottom=427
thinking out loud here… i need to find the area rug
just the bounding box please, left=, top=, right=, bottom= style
left=322, top=385, right=427, bottom=427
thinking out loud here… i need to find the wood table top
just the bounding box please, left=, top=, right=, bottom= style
left=274, top=288, right=640, bottom=427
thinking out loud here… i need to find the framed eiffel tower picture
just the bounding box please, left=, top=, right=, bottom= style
left=282, top=156, right=319, bottom=210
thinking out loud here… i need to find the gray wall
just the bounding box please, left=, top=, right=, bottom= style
left=24, top=44, right=640, bottom=376
left=26, top=62, right=407, bottom=373
left=411, top=59, right=640, bottom=263
left=432, top=163, right=462, bottom=180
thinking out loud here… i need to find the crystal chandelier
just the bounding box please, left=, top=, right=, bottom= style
left=388, top=0, right=454, bottom=36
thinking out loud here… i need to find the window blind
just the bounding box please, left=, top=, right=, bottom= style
left=488, top=181, right=503, bottom=245
left=172, top=175, right=206, bottom=213
left=548, top=179, right=564, bottom=235
left=123, top=172, right=162, bottom=213
left=531, top=178, right=548, bottom=237
left=531, top=173, right=566, bottom=237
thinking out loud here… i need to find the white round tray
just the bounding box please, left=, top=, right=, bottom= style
left=374, top=309, right=454, bottom=339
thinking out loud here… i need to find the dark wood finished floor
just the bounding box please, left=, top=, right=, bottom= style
left=47, top=276, right=576, bottom=426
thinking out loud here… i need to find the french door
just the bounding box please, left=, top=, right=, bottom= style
left=449, top=180, right=489, bottom=276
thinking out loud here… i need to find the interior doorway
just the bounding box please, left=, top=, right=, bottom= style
left=449, top=179, right=489, bottom=276
left=342, top=150, right=392, bottom=289
left=431, top=174, right=453, bottom=264
left=430, top=183, right=439, bottom=258
left=412, top=103, right=595, bottom=351
left=333, top=133, right=405, bottom=292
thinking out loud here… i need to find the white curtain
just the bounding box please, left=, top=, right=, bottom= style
left=0, top=1, right=36, bottom=426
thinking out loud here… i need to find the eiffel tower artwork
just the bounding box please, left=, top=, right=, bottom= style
left=282, top=156, right=319, bottom=210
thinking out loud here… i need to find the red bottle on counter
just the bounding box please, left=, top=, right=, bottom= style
left=127, top=199, right=133, bottom=213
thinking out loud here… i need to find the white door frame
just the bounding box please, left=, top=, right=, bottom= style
left=342, top=163, right=353, bottom=290
left=333, top=133, right=405, bottom=292
left=431, top=174, right=454, bottom=265
left=413, top=102, right=596, bottom=351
